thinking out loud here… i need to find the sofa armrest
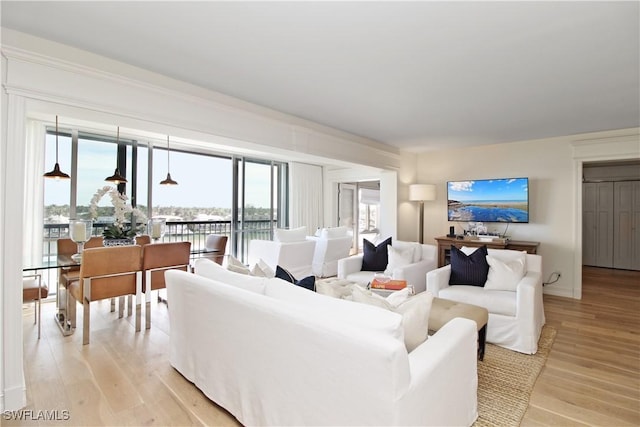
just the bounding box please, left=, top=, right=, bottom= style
left=426, top=265, right=452, bottom=297
left=400, top=317, right=478, bottom=425
left=392, top=260, right=430, bottom=294
left=338, top=254, right=364, bottom=279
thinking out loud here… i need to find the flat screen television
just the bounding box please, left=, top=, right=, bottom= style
left=447, top=177, right=529, bottom=223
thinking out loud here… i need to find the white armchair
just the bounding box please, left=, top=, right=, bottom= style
left=337, top=240, right=437, bottom=293
left=307, top=226, right=353, bottom=277
left=248, top=227, right=316, bottom=278
left=426, top=248, right=545, bottom=354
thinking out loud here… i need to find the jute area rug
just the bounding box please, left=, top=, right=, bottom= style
left=473, top=325, right=557, bottom=427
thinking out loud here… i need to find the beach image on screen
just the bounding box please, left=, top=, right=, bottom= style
left=447, top=178, right=529, bottom=222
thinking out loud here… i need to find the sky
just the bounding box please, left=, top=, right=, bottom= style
left=447, top=178, right=528, bottom=202
left=44, top=134, right=272, bottom=209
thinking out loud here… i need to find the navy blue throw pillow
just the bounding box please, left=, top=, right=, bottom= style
left=449, top=245, right=489, bottom=287
left=275, top=265, right=316, bottom=291
left=361, top=237, right=392, bottom=271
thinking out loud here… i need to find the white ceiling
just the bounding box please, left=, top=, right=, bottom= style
left=2, top=1, right=639, bottom=152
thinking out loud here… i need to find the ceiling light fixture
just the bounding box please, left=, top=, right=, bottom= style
left=160, top=135, right=178, bottom=186
left=43, top=115, right=71, bottom=180
left=104, top=126, right=128, bottom=184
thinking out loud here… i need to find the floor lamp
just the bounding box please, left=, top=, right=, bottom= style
left=409, top=184, right=436, bottom=244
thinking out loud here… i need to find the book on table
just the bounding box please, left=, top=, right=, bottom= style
left=370, top=278, right=407, bottom=290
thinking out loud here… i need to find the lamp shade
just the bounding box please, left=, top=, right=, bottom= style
left=409, top=184, right=436, bottom=201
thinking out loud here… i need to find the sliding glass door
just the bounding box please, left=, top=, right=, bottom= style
left=234, top=158, right=288, bottom=262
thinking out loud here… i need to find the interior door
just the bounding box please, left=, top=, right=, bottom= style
left=582, top=182, right=614, bottom=267
left=613, top=181, right=640, bottom=270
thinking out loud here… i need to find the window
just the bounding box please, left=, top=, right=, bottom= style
left=42, top=125, right=289, bottom=263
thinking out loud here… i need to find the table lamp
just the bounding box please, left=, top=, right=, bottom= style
left=409, top=184, right=436, bottom=244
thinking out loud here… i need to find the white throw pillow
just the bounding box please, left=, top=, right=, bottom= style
left=351, top=286, right=433, bottom=352
left=384, top=245, right=414, bottom=276
left=226, top=255, right=250, bottom=275
left=315, top=279, right=355, bottom=299
left=320, top=226, right=349, bottom=239
left=393, top=241, right=422, bottom=263
left=394, top=291, right=433, bottom=352
left=274, top=226, right=307, bottom=242
left=484, top=255, right=526, bottom=291
left=385, top=287, right=410, bottom=307
left=250, top=259, right=275, bottom=278
left=194, top=258, right=266, bottom=294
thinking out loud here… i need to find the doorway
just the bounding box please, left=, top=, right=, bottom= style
left=582, top=161, right=640, bottom=271
left=338, top=181, right=380, bottom=253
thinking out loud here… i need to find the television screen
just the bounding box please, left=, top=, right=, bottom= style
left=447, top=177, right=529, bottom=223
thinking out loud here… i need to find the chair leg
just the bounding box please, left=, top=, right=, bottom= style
left=68, top=294, right=77, bottom=329
left=128, top=294, right=133, bottom=317
left=110, top=298, right=116, bottom=312
left=37, top=298, right=42, bottom=339
left=145, top=291, right=151, bottom=330
left=83, top=299, right=90, bottom=345
left=118, top=296, right=125, bottom=318
left=135, top=298, right=141, bottom=332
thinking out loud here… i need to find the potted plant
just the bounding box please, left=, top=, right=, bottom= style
left=90, top=186, right=147, bottom=245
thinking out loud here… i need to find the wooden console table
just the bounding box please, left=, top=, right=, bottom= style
left=434, top=236, right=539, bottom=267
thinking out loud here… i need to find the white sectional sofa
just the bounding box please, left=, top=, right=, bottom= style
left=165, top=259, right=479, bottom=426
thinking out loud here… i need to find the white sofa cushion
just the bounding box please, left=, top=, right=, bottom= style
left=274, top=226, right=307, bottom=242
left=265, top=278, right=405, bottom=344
left=439, top=285, right=517, bottom=316
left=351, top=286, right=434, bottom=352
left=194, top=258, right=267, bottom=294
left=485, top=255, right=526, bottom=291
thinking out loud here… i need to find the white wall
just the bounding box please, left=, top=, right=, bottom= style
left=399, top=129, right=640, bottom=299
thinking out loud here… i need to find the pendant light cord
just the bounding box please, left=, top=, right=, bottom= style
left=55, top=115, right=59, bottom=164
left=167, top=135, right=171, bottom=172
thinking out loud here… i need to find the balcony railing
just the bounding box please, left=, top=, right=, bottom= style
left=40, top=220, right=276, bottom=293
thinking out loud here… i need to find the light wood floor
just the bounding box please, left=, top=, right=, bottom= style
left=522, top=266, right=640, bottom=426
left=10, top=266, right=640, bottom=426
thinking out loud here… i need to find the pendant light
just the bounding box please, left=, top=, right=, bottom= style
left=104, top=126, right=128, bottom=184
left=160, top=135, right=178, bottom=185
left=43, top=115, right=71, bottom=180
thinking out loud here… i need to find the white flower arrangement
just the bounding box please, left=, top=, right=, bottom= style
left=90, top=186, right=147, bottom=239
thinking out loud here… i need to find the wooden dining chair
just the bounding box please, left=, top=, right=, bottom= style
left=118, top=235, right=151, bottom=316
left=136, top=235, right=151, bottom=246
left=23, top=275, right=49, bottom=339
left=67, top=245, right=143, bottom=345
left=141, top=241, right=191, bottom=329
left=204, top=234, right=228, bottom=265
left=58, top=236, right=104, bottom=288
